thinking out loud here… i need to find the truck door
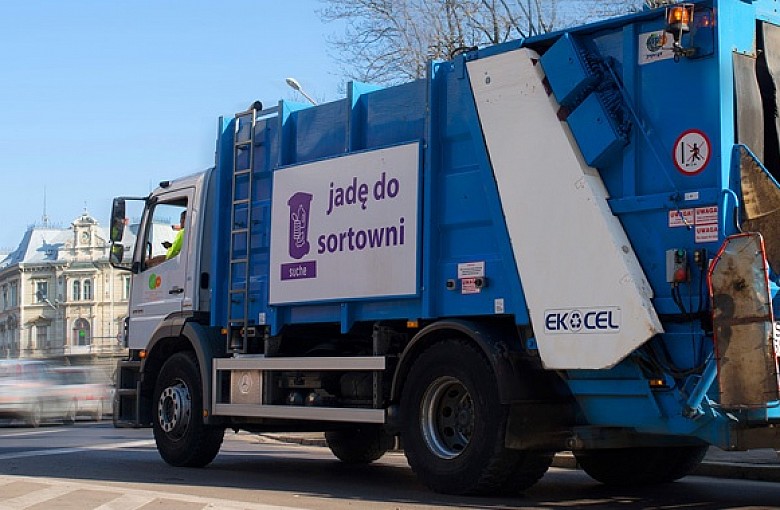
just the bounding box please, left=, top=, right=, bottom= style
left=127, top=191, right=193, bottom=350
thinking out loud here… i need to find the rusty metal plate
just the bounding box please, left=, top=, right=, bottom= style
left=709, top=233, right=780, bottom=407
left=740, top=146, right=780, bottom=271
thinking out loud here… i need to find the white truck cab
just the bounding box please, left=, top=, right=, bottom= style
left=111, top=172, right=208, bottom=351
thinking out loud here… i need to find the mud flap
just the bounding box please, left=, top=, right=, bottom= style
left=708, top=233, right=780, bottom=407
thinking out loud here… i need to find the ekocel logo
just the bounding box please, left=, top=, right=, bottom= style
left=544, top=307, right=621, bottom=334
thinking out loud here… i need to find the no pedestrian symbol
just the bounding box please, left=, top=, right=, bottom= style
left=673, top=129, right=711, bottom=175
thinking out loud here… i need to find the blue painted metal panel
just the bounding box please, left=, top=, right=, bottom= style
left=212, top=58, right=530, bottom=332
left=541, top=33, right=597, bottom=108
left=210, top=116, right=235, bottom=328
left=567, top=92, right=624, bottom=166
left=291, top=100, right=348, bottom=163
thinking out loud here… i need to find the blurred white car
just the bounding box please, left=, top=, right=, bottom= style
left=53, top=366, right=112, bottom=421
left=0, top=360, right=71, bottom=427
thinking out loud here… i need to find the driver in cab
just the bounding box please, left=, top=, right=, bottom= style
left=145, top=210, right=185, bottom=269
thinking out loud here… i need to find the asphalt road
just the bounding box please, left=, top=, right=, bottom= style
left=1, top=423, right=780, bottom=509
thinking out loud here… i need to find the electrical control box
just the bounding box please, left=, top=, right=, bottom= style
left=666, top=249, right=689, bottom=283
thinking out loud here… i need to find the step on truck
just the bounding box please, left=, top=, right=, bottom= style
left=111, top=0, right=780, bottom=494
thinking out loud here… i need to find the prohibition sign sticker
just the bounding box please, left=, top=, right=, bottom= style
left=673, top=129, right=711, bottom=175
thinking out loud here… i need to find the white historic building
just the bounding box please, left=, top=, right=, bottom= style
left=0, top=211, right=130, bottom=367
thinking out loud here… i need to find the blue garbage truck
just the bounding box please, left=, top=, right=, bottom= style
left=110, top=0, right=780, bottom=494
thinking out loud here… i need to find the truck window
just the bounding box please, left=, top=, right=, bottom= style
left=142, top=200, right=188, bottom=270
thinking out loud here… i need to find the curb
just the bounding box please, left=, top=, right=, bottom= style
left=550, top=452, right=780, bottom=483
left=551, top=451, right=577, bottom=469
left=261, top=435, right=780, bottom=483
left=693, top=461, right=780, bottom=483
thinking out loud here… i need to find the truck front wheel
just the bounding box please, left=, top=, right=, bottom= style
left=153, top=351, right=224, bottom=467
left=400, top=339, right=549, bottom=494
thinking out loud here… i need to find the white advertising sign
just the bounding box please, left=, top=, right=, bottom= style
left=269, top=143, right=420, bottom=304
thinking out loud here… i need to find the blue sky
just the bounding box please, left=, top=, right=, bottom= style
left=0, top=0, right=343, bottom=249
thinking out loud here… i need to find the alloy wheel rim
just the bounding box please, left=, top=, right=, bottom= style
left=157, top=380, right=192, bottom=440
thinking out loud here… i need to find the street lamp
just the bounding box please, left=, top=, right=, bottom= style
left=285, top=77, right=318, bottom=106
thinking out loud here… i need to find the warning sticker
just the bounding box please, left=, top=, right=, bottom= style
left=669, top=205, right=719, bottom=229
left=673, top=129, right=711, bottom=175
left=695, top=224, right=719, bottom=243
left=461, top=277, right=481, bottom=295
left=669, top=209, right=694, bottom=227
left=694, top=206, right=718, bottom=225
left=458, top=261, right=485, bottom=279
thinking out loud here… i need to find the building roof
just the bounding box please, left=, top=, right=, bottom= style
left=0, top=212, right=111, bottom=270
left=0, top=209, right=179, bottom=273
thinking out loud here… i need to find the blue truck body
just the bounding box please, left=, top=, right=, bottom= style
left=114, top=0, right=780, bottom=493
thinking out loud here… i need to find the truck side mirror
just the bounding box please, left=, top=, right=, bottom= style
left=110, top=198, right=126, bottom=243
left=110, top=243, right=125, bottom=266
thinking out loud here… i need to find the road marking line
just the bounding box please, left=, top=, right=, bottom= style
left=0, top=485, right=74, bottom=510
left=0, top=475, right=307, bottom=510
left=0, top=440, right=155, bottom=461
left=0, top=429, right=67, bottom=438
left=92, top=493, right=157, bottom=510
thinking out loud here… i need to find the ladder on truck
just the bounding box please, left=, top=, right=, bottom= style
left=227, top=105, right=259, bottom=353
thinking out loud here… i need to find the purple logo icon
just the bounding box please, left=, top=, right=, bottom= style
left=288, top=192, right=313, bottom=260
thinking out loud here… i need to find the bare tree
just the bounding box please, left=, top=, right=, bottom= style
left=321, top=0, right=644, bottom=84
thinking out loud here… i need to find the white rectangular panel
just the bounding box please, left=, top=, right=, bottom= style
left=270, top=143, right=420, bottom=304
left=467, top=48, right=662, bottom=369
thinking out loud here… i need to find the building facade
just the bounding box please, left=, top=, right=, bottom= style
left=0, top=212, right=130, bottom=370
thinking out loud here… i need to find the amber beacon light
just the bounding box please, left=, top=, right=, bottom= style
left=665, top=3, right=696, bottom=59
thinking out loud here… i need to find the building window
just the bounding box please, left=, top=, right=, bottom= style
left=72, top=280, right=81, bottom=301
left=36, top=325, right=48, bottom=350
left=72, top=318, right=91, bottom=346
left=1, top=285, right=6, bottom=310
left=10, top=282, right=17, bottom=307
left=35, top=281, right=48, bottom=303
left=83, top=279, right=92, bottom=300
left=122, top=275, right=131, bottom=300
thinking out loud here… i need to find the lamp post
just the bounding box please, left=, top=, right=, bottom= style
left=285, top=77, right=318, bottom=106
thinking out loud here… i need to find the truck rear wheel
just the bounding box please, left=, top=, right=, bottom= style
left=497, top=451, right=555, bottom=494
left=575, top=445, right=708, bottom=486
left=153, top=351, right=224, bottom=467
left=325, top=426, right=395, bottom=464
left=400, top=339, right=547, bottom=495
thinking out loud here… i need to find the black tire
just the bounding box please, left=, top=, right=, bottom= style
left=63, top=401, right=76, bottom=425
left=153, top=352, right=224, bottom=467
left=325, top=426, right=395, bottom=464
left=400, top=339, right=546, bottom=495
left=498, top=451, right=555, bottom=494
left=27, top=402, right=42, bottom=428
left=93, top=401, right=103, bottom=422
left=576, top=445, right=708, bottom=486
